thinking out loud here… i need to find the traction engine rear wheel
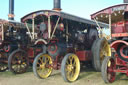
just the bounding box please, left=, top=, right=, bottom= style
left=61, top=53, right=80, bottom=82
left=8, top=49, right=29, bottom=74
left=33, top=53, right=53, bottom=79
left=87, top=28, right=98, bottom=49
left=101, top=56, right=116, bottom=83
left=91, top=38, right=99, bottom=70
left=92, top=38, right=111, bottom=71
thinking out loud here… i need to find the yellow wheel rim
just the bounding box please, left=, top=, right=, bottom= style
left=100, top=40, right=111, bottom=62
left=65, top=54, right=80, bottom=82
left=36, top=54, right=53, bottom=78
left=107, top=60, right=111, bottom=67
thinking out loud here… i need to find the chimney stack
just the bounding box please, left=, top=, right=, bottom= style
left=124, top=0, right=128, bottom=3
left=53, top=0, right=61, bottom=11
left=8, top=0, right=14, bottom=20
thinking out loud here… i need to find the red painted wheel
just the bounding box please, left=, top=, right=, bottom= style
left=117, top=44, right=128, bottom=62
left=101, top=56, right=116, bottom=83
left=8, top=49, right=29, bottom=74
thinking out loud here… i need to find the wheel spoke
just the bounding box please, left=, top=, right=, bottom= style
left=44, top=57, right=47, bottom=64
left=66, top=60, right=70, bottom=65
left=72, top=59, right=76, bottom=67
left=105, top=58, right=116, bottom=83
left=61, top=53, right=80, bottom=82
left=37, top=62, right=40, bottom=65
left=39, top=57, right=43, bottom=64
left=9, top=50, right=29, bottom=74
left=46, top=57, right=50, bottom=64
left=37, top=66, right=42, bottom=70
left=14, top=65, right=19, bottom=72
left=69, top=56, right=73, bottom=64
left=34, top=54, right=53, bottom=79
left=66, top=70, right=71, bottom=79
left=65, top=65, right=69, bottom=71
left=71, top=70, right=74, bottom=78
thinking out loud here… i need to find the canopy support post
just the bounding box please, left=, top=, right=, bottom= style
left=2, top=24, right=4, bottom=41
left=32, top=18, right=35, bottom=39
left=66, top=20, right=68, bottom=42
left=51, top=17, right=60, bottom=39
left=94, top=18, right=101, bottom=29
left=48, top=16, right=51, bottom=39
left=94, top=18, right=102, bottom=38
left=25, top=22, right=33, bottom=40
left=109, top=14, right=111, bottom=39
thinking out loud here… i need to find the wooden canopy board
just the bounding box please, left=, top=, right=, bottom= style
left=0, top=19, right=27, bottom=42
left=0, top=19, right=25, bottom=28
left=21, top=10, right=109, bottom=43
left=21, top=10, right=108, bottom=28
left=91, top=4, right=128, bottom=37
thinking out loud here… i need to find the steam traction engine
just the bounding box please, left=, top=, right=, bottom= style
left=0, top=19, right=48, bottom=74
left=0, top=19, right=45, bottom=74
left=21, top=0, right=109, bottom=82
left=91, top=3, right=128, bottom=83
left=0, top=19, right=30, bottom=73
left=0, top=0, right=46, bottom=74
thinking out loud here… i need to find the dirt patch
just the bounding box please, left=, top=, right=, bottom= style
left=0, top=68, right=128, bottom=85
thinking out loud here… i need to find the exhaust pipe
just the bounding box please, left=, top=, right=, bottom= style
left=124, top=0, right=128, bottom=3
left=53, top=0, right=61, bottom=11
left=8, top=0, right=14, bottom=20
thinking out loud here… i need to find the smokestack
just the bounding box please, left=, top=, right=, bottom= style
left=53, top=0, right=61, bottom=11
left=8, top=0, right=14, bottom=20
left=124, top=0, right=128, bottom=3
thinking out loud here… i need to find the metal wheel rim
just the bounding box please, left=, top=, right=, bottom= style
left=36, top=54, right=53, bottom=78
left=107, top=58, right=116, bottom=83
left=11, top=51, right=28, bottom=73
left=65, top=54, right=80, bottom=82
left=100, top=40, right=111, bottom=62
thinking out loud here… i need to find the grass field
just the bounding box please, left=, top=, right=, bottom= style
left=0, top=67, right=128, bottom=85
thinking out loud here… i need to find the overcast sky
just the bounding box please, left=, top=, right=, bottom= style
left=0, top=0, right=123, bottom=21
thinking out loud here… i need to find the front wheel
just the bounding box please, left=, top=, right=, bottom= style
left=33, top=53, right=53, bottom=79
left=8, top=49, right=29, bottom=74
left=101, top=56, right=116, bottom=83
left=61, top=53, right=80, bottom=82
